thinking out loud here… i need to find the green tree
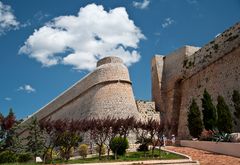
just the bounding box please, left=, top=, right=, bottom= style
left=25, top=117, right=45, bottom=158
left=0, top=112, right=5, bottom=149
left=52, top=120, right=83, bottom=161
left=0, top=108, right=17, bottom=151
left=201, top=89, right=217, bottom=130
left=6, top=125, right=24, bottom=153
left=110, top=136, right=129, bottom=159
left=187, top=99, right=203, bottom=138
left=57, top=130, right=82, bottom=161
left=232, top=90, right=240, bottom=119
left=217, top=96, right=233, bottom=133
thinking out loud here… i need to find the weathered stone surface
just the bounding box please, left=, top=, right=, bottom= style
left=152, top=22, right=240, bottom=139
left=136, top=100, right=160, bottom=121
left=230, top=133, right=240, bottom=142
left=19, top=56, right=145, bottom=135
left=151, top=55, right=164, bottom=112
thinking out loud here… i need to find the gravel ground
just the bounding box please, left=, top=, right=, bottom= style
left=166, top=146, right=240, bottom=165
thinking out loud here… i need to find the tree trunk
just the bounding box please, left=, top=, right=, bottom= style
left=98, top=144, right=102, bottom=160
left=152, top=146, right=155, bottom=157
left=159, top=145, right=161, bottom=158
left=107, top=147, right=110, bottom=160
left=114, top=150, right=117, bottom=160
left=50, top=147, right=54, bottom=164
left=66, top=148, right=70, bottom=161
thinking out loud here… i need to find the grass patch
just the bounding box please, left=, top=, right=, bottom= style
left=61, top=149, right=185, bottom=164
left=1, top=163, right=39, bottom=165
left=1, top=150, right=185, bottom=165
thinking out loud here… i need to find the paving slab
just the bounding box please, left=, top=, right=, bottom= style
left=68, top=159, right=199, bottom=165
left=166, top=146, right=240, bottom=165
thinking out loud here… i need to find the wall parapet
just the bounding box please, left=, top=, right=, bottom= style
left=183, top=22, right=240, bottom=79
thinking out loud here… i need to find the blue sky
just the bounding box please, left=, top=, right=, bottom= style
left=0, top=0, right=239, bottom=119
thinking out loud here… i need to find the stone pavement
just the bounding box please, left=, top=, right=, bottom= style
left=68, top=159, right=198, bottom=165
left=166, top=146, right=240, bottom=165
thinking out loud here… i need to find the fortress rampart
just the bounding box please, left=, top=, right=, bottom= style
left=152, top=22, right=240, bottom=138
left=20, top=56, right=141, bottom=134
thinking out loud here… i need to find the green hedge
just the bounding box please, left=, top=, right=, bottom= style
left=0, top=151, right=17, bottom=163
left=0, top=151, right=33, bottom=163
left=17, top=153, right=33, bottom=162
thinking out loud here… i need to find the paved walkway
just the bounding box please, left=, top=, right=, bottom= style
left=68, top=159, right=198, bottom=165
left=166, top=146, right=240, bottom=165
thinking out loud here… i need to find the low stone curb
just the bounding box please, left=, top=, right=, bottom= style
left=162, top=147, right=192, bottom=160
left=68, top=159, right=199, bottom=165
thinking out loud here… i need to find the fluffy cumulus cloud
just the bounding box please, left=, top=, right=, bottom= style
left=19, top=4, right=145, bottom=71
left=18, top=84, right=36, bottom=93
left=4, top=97, right=12, bottom=101
left=162, top=17, right=174, bottom=28
left=0, top=1, right=19, bottom=35
left=133, top=0, right=150, bottom=9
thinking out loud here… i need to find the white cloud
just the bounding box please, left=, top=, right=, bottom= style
left=0, top=1, right=19, bottom=35
left=34, top=11, right=50, bottom=21
left=19, top=4, right=145, bottom=71
left=162, top=17, right=174, bottom=28
left=133, top=0, right=150, bottom=9
left=20, top=20, right=31, bottom=28
left=18, top=84, right=36, bottom=93
left=4, top=97, right=12, bottom=101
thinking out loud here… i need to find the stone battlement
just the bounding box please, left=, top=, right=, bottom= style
left=183, top=22, right=240, bottom=79
left=97, top=56, right=124, bottom=67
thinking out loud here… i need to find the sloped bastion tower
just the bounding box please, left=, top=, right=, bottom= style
left=152, top=22, right=240, bottom=139
left=20, top=56, right=159, bottom=136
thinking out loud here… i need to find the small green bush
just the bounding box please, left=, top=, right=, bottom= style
left=0, top=151, right=17, bottom=163
left=95, top=145, right=106, bottom=155
left=212, top=132, right=231, bottom=142
left=110, top=136, right=129, bottom=156
left=17, top=153, right=33, bottom=162
left=79, top=144, right=88, bottom=159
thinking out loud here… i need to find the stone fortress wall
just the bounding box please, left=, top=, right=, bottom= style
left=20, top=56, right=156, bottom=135
left=19, top=21, right=240, bottom=141
left=136, top=100, right=159, bottom=121
left=152, top=22, right=240, bottom=139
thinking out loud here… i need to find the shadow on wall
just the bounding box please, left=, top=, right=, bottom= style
left=170, top=79, right=183, bottom=137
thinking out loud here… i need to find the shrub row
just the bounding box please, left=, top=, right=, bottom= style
left=0, top=151, right=32, bottom=163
